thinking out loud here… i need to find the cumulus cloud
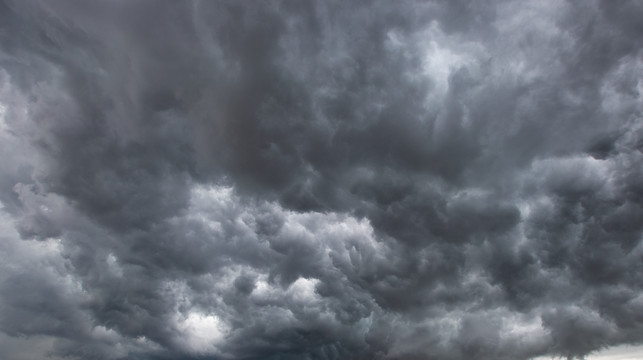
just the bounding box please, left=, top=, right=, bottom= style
left=0, top=0, right=642, bottom=359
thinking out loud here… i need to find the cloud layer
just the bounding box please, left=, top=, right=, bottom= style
left=0, top=0, right=642, bottom=359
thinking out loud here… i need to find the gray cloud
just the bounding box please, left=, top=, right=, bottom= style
left=0, top=0, right=642, bottom=359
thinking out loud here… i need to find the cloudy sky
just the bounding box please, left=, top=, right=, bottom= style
left=0, top=0, right=642, bottom=359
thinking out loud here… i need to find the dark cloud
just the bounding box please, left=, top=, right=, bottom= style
left=0, top=0, right=642, bottom=359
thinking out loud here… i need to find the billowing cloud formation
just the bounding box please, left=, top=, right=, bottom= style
left=1, top=0, right=642, bottom=359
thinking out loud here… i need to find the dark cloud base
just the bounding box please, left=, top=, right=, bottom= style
left=0, top=1, right=642, bottom=359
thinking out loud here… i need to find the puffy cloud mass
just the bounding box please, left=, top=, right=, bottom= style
left=0, top=0, right=642, bottom=359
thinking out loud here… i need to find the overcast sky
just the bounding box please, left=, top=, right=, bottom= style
left=0, top=1, right=642, bottom=359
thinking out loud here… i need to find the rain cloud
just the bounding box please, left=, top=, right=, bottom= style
left=0, top=1, right=642, bottom=359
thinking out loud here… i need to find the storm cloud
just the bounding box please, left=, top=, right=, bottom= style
left=0, top=0, right=642, bottom=359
